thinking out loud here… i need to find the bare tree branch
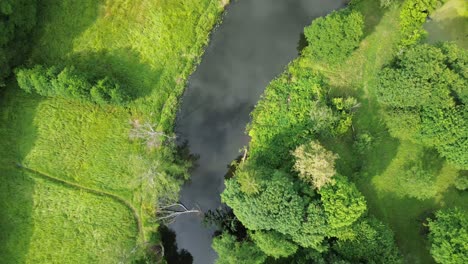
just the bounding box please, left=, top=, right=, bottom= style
left=129, top=120, right=176, bottom=149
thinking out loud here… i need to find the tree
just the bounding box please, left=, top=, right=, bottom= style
left=427, top=208, right=468, bottom=264
left=222, top=171, right=305, bottom=235
left=293, top=140, right=339, bottom=189
left=250, top=230, right=298, bottom=259
left=212, top=233, right=266, bottom=264
left=290, top=201, right=329, bottom=252
left=129, top=120, right=176, bottom=150
left=377, top=43, right=467, bottom=169
left=333, top=218, right=403, bottom=264
left=304, top=9, right=364, bottom=64
left=319, top=175, right=367, bottom=229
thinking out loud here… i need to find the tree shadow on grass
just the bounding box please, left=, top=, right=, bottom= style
left=67, top=48, right=162, bottom=101
left=352, top=0, right=387, bottom=39
left=371, top=192, right=437, bottom=264
left=424, top=16, right=468, bottom=49
left=0, top=82, right=41, bottom=263
left=29, top=0, right=101, bottom=64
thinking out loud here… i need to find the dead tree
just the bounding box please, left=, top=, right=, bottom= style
left=129, top=120, right=175, bottom=149
left=155, top=202, right=201, bottom=224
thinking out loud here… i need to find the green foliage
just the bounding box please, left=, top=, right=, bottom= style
left=248, top=63, right=354, bottom=168
left=304, top=9, right=364, bottom=64
left=0, top=0, right=37, bottom=85
left=377, top=43, right=467, bottom=169
left=354, top=132, right=374, bottom=154
left=293, top=140, right=339, bottom=189
left=334, top=218, right=403, bottom=263
left=399, top=0, right=444, bottom=46
left=427, top=207, right=468, bottom=264
left=234, top=162, right=264, bottom=195
left=213, top=233, right=267, bottom=264
left=250, top=230, right=298, bottom=258
left=319, top=175, right=367, bottom=229
left=222, top=171, right=305, bottom=234
left=16, top=65, right=129, bottom=105
left=290, top=201, right=329, bottom=251
left=248, top=68, right=328, bottom=167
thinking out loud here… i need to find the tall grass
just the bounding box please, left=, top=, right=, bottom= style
left=0, top=0, right=226, bottom=262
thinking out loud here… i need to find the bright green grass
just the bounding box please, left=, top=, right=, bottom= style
left=314, top=0, right=467, bottom=263
left=0, top=0, right=226, bottom=262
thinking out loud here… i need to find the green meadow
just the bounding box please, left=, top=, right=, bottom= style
left=0, top=0, right=226, bottom=262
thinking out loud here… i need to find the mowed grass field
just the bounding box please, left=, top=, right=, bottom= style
left=314, top=0, right=468, bottom=263
left=0, top=0, right=226, bottom=263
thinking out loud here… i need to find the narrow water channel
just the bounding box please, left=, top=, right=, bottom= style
left=172, top=1, right=346, bottom=263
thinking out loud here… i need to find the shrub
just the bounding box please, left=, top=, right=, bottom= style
left=16, top=65, right=129, bottom=106
left=454, top=172, right=468, bottom=191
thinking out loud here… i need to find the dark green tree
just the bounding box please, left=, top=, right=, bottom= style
left=333, top=218, right=403, bottom=263
left=222, top=171, right=305, bottom=235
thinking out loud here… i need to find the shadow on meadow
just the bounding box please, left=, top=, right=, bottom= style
left=68, top=48, right=161, bottom=100
left=0, top=83, right=41, bottom=263
left=30, top=0, right=101, bottom=64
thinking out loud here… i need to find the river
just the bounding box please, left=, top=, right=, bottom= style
left=171, top=1, right=346, bottom=263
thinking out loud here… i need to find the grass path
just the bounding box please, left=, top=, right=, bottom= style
left=16, top=163, right=144, bottom=242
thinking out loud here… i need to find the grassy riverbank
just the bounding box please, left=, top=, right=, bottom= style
left=0, top=0, right=226, bottom=262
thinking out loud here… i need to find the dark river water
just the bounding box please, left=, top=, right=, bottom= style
left=171, top=1, right=346, bottom=263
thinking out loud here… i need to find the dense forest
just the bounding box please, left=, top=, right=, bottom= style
left=0, top=0, right=466, bottom=263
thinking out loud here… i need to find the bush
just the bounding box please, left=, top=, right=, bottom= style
left=427, top=208, right=468, bottom=264
left=16, top=65, right=129, bottom=106
left=454, top=172, right=468, bottom=191
left=399, top=0, right=444, bottom=46
left=304, top=9, right=364, bottom=64
left=377, top=43, right=467, bottom=169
